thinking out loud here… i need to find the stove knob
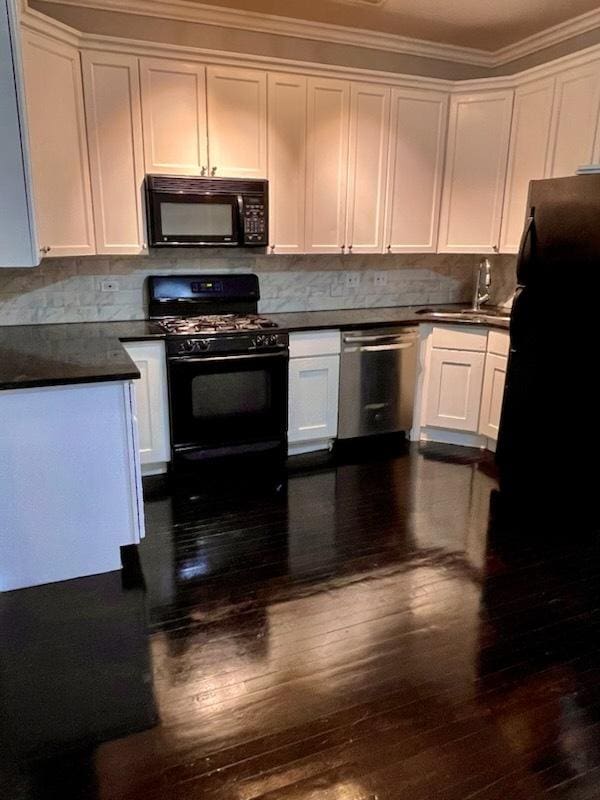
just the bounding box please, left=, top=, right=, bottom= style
left=266, top=334, right=278, bottom=347
left=255, top=335, right=265, bottom=348
left=196, top=340, right=210, bottom=352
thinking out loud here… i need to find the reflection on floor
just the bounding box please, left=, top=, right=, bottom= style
left=2, top=442, right=600, bottom=799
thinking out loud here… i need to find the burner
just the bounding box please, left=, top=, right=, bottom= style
left=158, top=314, right=278, bottom=335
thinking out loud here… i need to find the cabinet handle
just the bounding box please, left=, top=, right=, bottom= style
left=341, top=244, right=346, bottom=254
left=270, top=244, right=275, bottom=253
left=387, top=245, right=392, bottom=253
left=493, top=245, right=499, bottom=253
left=40, top=246, right=51, bottom=255
left=348, top=244, right=353, bottom=253
left=211, top=166, right=217, bottom=176
left=200, top=166, right=207, bottom=176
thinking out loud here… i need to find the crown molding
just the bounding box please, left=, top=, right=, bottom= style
left=26, top=0, right=600, bottom=70
left=26, top=0, right=498, bottom=66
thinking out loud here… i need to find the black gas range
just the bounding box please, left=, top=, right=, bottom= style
left=149, top=274, right=288, bottom=468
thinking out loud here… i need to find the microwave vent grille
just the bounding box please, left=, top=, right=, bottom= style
left=147, top=175, right=267, bottom=195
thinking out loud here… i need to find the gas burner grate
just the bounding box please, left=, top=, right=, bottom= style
left=158, top=314, right=278, bottom=335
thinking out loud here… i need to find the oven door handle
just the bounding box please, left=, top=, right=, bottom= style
left=169, top=351, right=289, bottom=363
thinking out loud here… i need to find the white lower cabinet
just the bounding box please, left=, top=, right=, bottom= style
left=288, top=331, right=340, bottom=454
left=122, top=341, right=171, bottom=474
left=425, top=348, right=485, bottom=432
left=416, top=325, right=509, bottom=449
left=479, top=353, right=508, bottom=440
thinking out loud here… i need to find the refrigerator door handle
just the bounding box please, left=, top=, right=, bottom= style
left=515, top=212, right=535, bottom=284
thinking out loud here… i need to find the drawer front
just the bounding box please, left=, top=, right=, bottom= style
left=487, top=329, right=510, bottom=356
left=430, top=325, right=487, bottom=352
left=289, top=330, right=341, bottom=358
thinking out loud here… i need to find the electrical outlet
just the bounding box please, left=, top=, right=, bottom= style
left=100, top=279, right=119, bottom=292
left=373, top=272, right=388, bottom=287
left=345, top=273, right=361, bottom=289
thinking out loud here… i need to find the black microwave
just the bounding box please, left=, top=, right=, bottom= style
left=145, top=175, right=268, bottom=248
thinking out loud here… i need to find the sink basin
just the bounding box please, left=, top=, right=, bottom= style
left=416, top=307, right=510, bottom=324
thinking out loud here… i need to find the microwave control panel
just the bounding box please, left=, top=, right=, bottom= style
left=243, top=197, right=268, bottom=245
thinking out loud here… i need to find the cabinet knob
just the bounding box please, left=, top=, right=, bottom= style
left=348, top=244, right=353, bottom=253
left=40, top=246, right=51, bottom=255
left=493, top=245, right=499, bottom=253
left=387, top=245, right=392, bottom=253
left=341, top=244, right=346, bottom=254
left=270, top=244, right=275, bottom=253
left=211, top=166, right=217, bottom=176
left=200, top=166, right=207, bottom=176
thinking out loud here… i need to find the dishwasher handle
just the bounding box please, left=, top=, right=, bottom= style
left=357, top=342, right=416, bottom=352
left=343, top=332, right=417, bottom=345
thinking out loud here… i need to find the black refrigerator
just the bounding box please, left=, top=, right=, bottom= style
left=496, top=174, right=600, bottom=516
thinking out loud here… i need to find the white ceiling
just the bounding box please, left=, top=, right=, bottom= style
left=179, top=0, right=600, bottom=50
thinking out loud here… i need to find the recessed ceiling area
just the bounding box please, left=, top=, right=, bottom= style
left=176, top=0, right=600, bottom=50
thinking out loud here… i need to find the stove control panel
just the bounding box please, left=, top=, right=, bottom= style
left=167, top=332, right=288, bottom=357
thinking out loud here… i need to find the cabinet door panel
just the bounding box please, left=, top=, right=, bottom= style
left=479, top=352, right=507, bottom=440
left=425, top=347, right=485, bottom=431
left=289, top=355, right=339, bottom=442
left=499, top=77, right=555, bottom=254
left=345, top=82, right=390, bottom=253
left=438, top=90, right=513, bottom=254
left=207, top=65, right=267, bottom=177
left=305, top=77, right=350, bottom=253
left=123, top=341, right=170, bottom=467
left=267, top=73, right=307, bottom=253
left=140, top=58, right=207, bottom=175
left=549, top=62, right=600, bottom=177
left=22, top=31, right=95, bottom=257
left=82, top=52, right=145, bottom=255
left=385, top=88, right=448, bottom=253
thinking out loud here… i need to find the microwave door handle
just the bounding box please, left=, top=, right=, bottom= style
left=237, top=194, right=245, bottom=244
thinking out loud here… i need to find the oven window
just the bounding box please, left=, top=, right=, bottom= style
left=160, top=202, right=233, bottom=237
left=191, top=371, right=271, bottom=418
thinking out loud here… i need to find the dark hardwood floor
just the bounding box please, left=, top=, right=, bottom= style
left=3, top=441, right=600, bottom=799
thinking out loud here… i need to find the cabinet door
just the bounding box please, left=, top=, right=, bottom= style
left=499, top=77, right=555, bottom=254
left=21, top=31, right=95, bottom=257
left=0, top=0, right=38, bottom=267
left=206, top=65, right=267, bottom=177
left=122, top=341, right=171, bottom=468
left=549, top=62, right=600, bottom=177
left=140, top=57, right=207, bottom=175
left=479, top=352, right=507, bottom=440
left=385, top=88, right=448, bottom=253
left=305, top=77, right=350, bottom=254
left=289, top=355, right=340, bottom=443
left=425, top=347, right=485, bottom=432
left=82, top=52, right=146, bottom=255
left=438, top=90, right=513, bottom=254
left=267, top=72, right=307, bottom=253
left=345, top=82, right=390, bottom=254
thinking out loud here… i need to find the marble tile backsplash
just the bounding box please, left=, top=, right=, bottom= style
left=0, top=252, right=517, bottom=325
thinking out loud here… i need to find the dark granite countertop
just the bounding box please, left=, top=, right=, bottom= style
left=0, top=306, right=509, bottom=391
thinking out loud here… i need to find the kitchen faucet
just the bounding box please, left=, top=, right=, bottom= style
left=472, top=257, right=492, bottom=311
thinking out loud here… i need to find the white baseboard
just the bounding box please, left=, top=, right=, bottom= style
left=419, top=427, right=487, bottom=448
left=288, top=439, right=333, bottom=456
left=141, top=462, right=169, bottom=476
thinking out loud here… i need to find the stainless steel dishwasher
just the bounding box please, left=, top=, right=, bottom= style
left=338, top=327, right=419, bottom=439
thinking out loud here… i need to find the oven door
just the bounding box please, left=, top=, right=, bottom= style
left=148, top=191, right=241, bottom=247
left=168, top=351, right=289, bottom=460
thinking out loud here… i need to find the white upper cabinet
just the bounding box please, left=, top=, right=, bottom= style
left=499, top=77, right=555, bottom=254
left=438, top=89, right=514, bottom=254
left=0, top=0, right=38, bottom=267
left=345, top=82, right=390, bottom=254
left=385, top=87, right=448, bottom=253
left=22, top=30, right=95, bottom=257
left=82, top=51, right=146, bottom=255
left=206, top=65, right=267, bottom=178
left=548, top=61, right=600, bottom=177
left=305, top=77, right=350, bottom=254
left=140, top=57, right=208, bottom=175
left=267, top=72, right=307, bottom=254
